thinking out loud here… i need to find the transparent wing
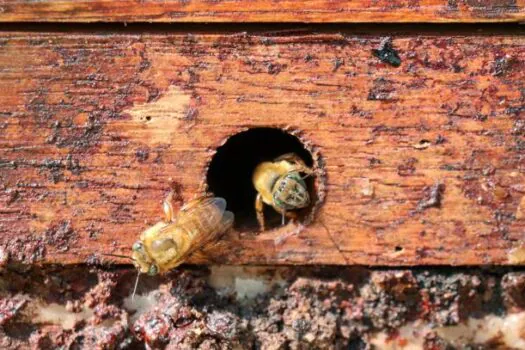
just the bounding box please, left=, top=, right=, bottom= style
left=173, top=197, right=233, bottom=259
left=179, top=197, right=226, bottom=218
left=176, top=197, right=226, bottom=227
left=154, top=197, right=226, bottom=240
left=185, top=210, right=234, bottom=262
left=215, top=211, right=234, bottom=236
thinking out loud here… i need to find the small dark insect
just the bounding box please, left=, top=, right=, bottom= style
left=372, top=37, right=401, bottom=67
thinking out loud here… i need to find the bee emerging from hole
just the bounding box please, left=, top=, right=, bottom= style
left=252, top=153, right=314, bottom=231
left=124, top=193, right=233, bottom=298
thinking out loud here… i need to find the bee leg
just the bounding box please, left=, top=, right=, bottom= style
left=275, top=153, right=314, bottom=175
left=297, top=165, right=314, bottom=178
left=164, top=192, right=210, bottom=222
left=163, top=192, right=176, bottom=223
left=255, top=193, right=266, bottom=231
left=274, top=152, right=304, bottom=164
left=285, top=210, right=299, bottom=225
left=192, top=240, right=228, bottom=265
left=279, top=209, right=300, bottom=226
left=298, top=165, right=315, bottom=180
left=277, top=154, right=314, bottom=178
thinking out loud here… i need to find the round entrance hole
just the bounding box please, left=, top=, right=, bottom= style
left=206, top=128, right=318, bottom=231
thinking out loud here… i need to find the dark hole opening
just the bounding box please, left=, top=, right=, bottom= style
left=206, top=128, right=315, bottom=231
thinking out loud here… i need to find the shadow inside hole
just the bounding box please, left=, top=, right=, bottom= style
left=206, top=128, right=314, bottom=231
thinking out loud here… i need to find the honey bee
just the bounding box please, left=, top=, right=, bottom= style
left=252, top=153, right=313, bottom=230
left=131, top=192, right=234, bottom=276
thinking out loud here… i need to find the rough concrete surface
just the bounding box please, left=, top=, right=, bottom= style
left=0, top=265, right=524, bottom=349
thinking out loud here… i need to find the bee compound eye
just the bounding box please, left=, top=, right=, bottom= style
left=148, top=265, right=158, bottom=276
left=273, top=196, right=286, bottom=209
left=132, top=241, right=143, bottom=252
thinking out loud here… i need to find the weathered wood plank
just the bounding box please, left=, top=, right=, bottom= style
left=0, top=0, right=524, bottom=23
left=0, top=31, right=524, bottom=266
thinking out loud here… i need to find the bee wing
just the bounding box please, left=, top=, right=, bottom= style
left=179, top=197, right=226, bottom=216
left=216, top=210, right=234, bottom=233
left=186, top=210, right=234, bottom=263
left=175, top=197, right=234, bottom=258
left=176, top=197, right=227, bottom=228
left=181, top=208, right=233, bottom=250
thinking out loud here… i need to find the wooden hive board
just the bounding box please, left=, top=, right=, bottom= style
left=0, top=0, right=524, bottom=23
left=0, top=29, right=524, bottom=266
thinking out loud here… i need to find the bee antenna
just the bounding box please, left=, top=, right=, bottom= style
left=131, top=269, right=141, bottom=302
left=301, top=173, right=313, bottom=180
left=101, top=253, right=134, bottom=261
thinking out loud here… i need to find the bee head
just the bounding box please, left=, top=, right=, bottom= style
left=272, top=172, right=310, bottom=210
left=131, top=241, right=159, bottom=276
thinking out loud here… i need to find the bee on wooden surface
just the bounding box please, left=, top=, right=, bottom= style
left=131, top=193, right=234, bottom=277
left=252, top=153, right=313, bottom=230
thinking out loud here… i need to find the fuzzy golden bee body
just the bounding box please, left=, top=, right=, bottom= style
left=252, top=153, right=313, bottom=230
left=132, top=193, right=234, bottom=275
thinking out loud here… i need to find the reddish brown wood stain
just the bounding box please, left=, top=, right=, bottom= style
left=0, top=0, right=524, bottom=22
left=0, top=32, right=524, bottom=266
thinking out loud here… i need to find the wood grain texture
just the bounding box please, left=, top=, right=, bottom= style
left=0, top=0, right=524, bottom=23
left=0, top=30, right=524, bottom=266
